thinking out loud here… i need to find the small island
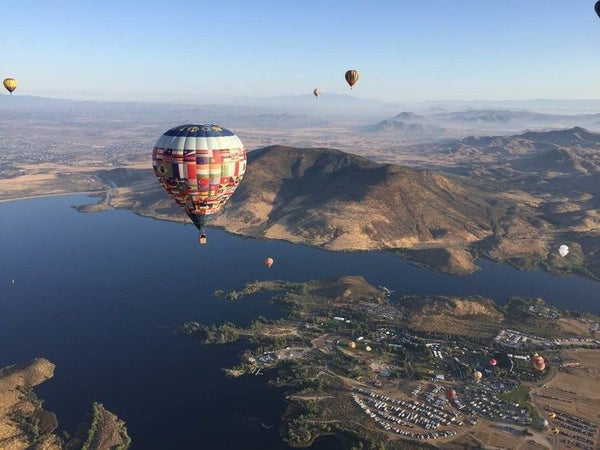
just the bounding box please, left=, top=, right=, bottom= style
left=0, top=358, right=131, bottom=450
left=181, top=277, right=600, bottom=449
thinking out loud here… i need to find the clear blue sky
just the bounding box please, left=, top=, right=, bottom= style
left=2, top=0, right=600, bottom=102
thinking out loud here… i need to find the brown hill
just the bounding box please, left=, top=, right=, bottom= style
left=398, top=295, right=503, bottom=337
left=212, top=145, right=504, bottom=250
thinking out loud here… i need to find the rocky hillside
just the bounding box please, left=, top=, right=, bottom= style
left=212, top=145, right=508, bottom=251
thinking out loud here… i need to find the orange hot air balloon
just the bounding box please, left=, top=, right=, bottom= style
left=532, top=354, right=546, bottom=371
left=265, top=257, right=274, bottom=268
left=547, top=412, right=556, bottom=419
left=345, top=70, right=359, bottom=89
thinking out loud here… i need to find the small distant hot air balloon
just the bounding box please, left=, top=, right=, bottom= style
left=313, top=88, right=321, bottom=98
left=489, top=358, right=497, bottom=367
left=547, top=412, right=556, bottom=419
left=531, top=354, right=546, bottom=371
left=474, top=370, right=483, bottom=381
left=446, top=388, right=457, bottom=400
left=345, top=70, right=359, bottom=89
left=348, top=341, right=356, bottom=349
left=558, top=245, right=569, bottom=257
left=596, top=1, right=600, bottom=18
left=265, top=257, right=274, bottom=268
left=365, top=345, right=372, bottom=352
left=540, top=418, right=549, bottom=428
left=552, top=428, right=560, bottom=434
left=3, top=78, right=17, bottom=94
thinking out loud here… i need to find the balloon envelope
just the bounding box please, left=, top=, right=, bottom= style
left=152, top=124, right=246, bottom=233
left=265, top=257, right=274, bottom=268
left=489, top=358, right=497, bottom=366
left=446, top=389, right=457, bottom=399
left=474, top=370, right=482, bottom=380
left=558, top=245, right=569, bottom=257
left=348, top=341, right=356, bottom=349
left=313, top=88, right=321, bottom=98
left=596, top=1, right=600, bottom=18
left=345, top=70, right=359, bottom=88
left=3, top=78, right=17, bottom=94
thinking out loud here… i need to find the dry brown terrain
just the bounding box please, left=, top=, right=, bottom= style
left=533, top=349, right=600, bottom=421
left=0, top=358, right=61, bottom=450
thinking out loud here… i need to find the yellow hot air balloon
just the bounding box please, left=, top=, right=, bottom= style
left=345, top=70, right=359, bottom=89
left=552, top=428, right=560, bottom=434
left=547, top=412, right=556, bottom=419
left=3, top=78, right=17, bottom=94
left=265, top=257, right=274, bottom=268
left=365, top=345, right=372, bottom=352
left=348, top=341, right=356, bottom=349
left=474, top=370, right=483, bottom=381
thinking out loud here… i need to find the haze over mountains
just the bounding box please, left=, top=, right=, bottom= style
left=2, top=95, right=600, bottom=279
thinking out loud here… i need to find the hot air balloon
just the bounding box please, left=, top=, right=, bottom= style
left=348, top=341, right=356, bottom=349
left=446, top=388, right=457, bottom=400
left=489, top=358, right=497, bottom=367
left=547, top=412, right=556, bottom=419
left=596, top=1, right=600, bottom=18
left=540, top=418, right=549, bottom=428
left=552, top=428, right=560, bottom=434
left=365, top=345, right=372, bottom=352
left=313, top=88, right=321, bottom=98
left=474, top=370, right=483, bottom=381
left=558, top=245, right=569, bottom=257
left=3, top=78, right=17, bottom=94
left=152, top=124, right=246, bottom=244
left=345, top=70, right=359, bottom=89
left=531, top=354, right=546, bottom=371
left=265, top=257, right=274, bottom=268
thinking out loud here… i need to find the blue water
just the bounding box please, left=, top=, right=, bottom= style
left=0, top=195, right=598, bottom=449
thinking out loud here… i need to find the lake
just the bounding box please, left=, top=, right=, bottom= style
left=0, top=195, right=598, bottom=449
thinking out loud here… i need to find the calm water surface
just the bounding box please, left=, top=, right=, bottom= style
left=0, top=195, right=598, bottom=449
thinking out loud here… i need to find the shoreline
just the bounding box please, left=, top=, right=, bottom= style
left=0, top=190, right=105, bottom=204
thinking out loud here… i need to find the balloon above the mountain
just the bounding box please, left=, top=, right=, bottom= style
left=152, top=124, right=246, bottom=243
left=345, top=70, right=359, bottom=89
left=558, top=245, right=569, bottom=257
left=313, top=88, right=321, bottom=98
left=3, top=78, right=17, bottom=94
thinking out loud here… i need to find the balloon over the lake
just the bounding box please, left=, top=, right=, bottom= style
left=152, top=124, right=246, bottom=243
left=558, top=245, right=569, bottom=257
left=313, top=88, right=321, bottom=98
left=345, top=70, right=359, bottom=89
left=489, top=358, right=497, bottom=367
left=3, top=78, right=17, bottom=94
left=265, top=257, right=274, bottom=268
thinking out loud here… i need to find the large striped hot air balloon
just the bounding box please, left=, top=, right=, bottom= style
left=3, top=78, right=17, bottom=94
left=152, top=124, right=246, bottom=244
